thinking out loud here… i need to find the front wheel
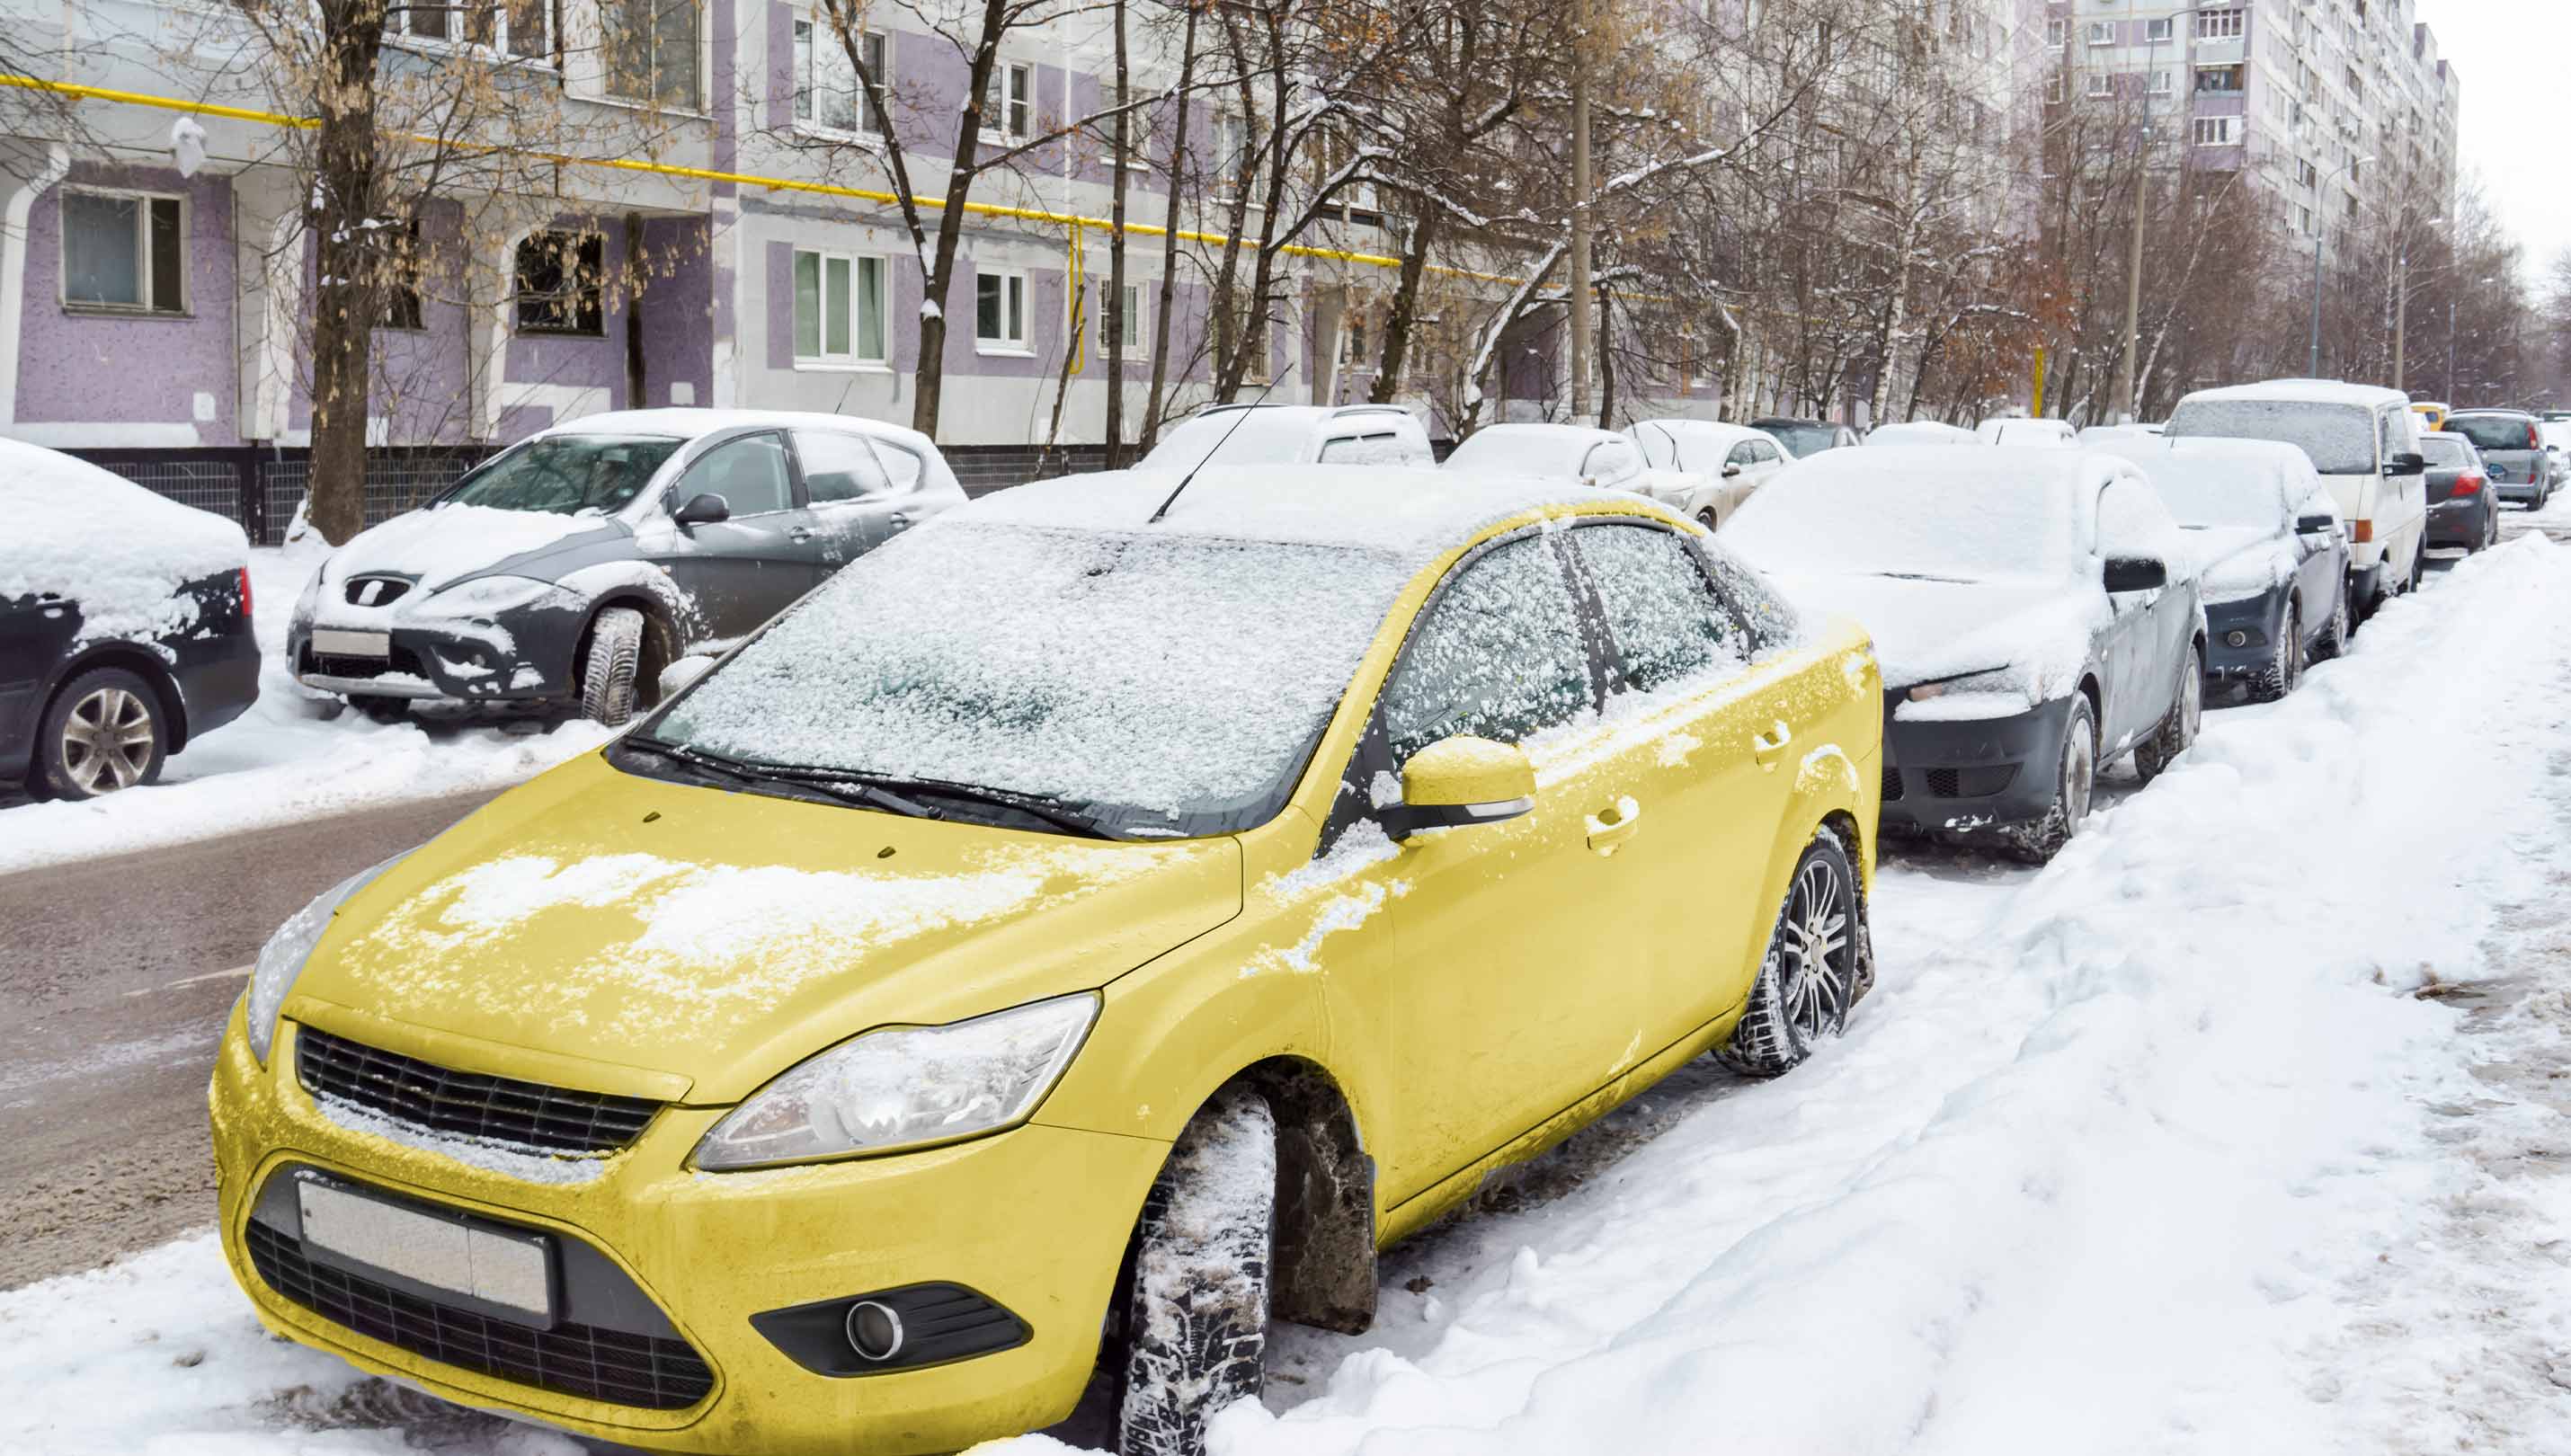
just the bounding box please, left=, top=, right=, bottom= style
left=2006, top=696, right=2095, bottom=865
left=1115, top=1089, right=1277, bottom=1456
left=578, top=607, right=646, bottom=726
left=1719, top=830, right=1864, bottom=1078
left=2249, top=601, right=2300, bottom=703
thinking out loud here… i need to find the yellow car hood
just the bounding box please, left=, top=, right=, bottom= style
left=293, top=752, right=1243, bottom=1104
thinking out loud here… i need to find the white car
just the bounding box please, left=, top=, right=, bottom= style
left=1440, top=422, right=1730, bottom=524
left=1978, top=417, right=2079, bottom=447
left=1866, top=421, right=1982, bottom=447
left=2164, top=379, right=2429, bottom=618
left=1138, top=403, right=1436, bottom=470
left=1624, top=418, right=1792, bottom=528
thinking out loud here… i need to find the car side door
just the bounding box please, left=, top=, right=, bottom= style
left=2094, top=471, right=2190, bottom=751
left=788, top=428, right=902, bottom=579
left=648, top=431, right=816, bottom=641
left=2288, top=485, right=2341, bottom=635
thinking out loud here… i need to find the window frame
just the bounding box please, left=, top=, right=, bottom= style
left=671, top=428, right=799, bottom=519
left=792, top=16, right=885, bottom=138
left=379, top=217, right=426, bottom=331
left=59, top=187, right=188, bottom=317
left=2084, top=70, right=2113, bottom=99
left=1563, top=519, right=1758, bottom=700
left=792, top=246, right=892, bottom=368
left=2192, top=116, right=2240, bottom=147
left=601, top=0, right=701, bottom=108
left=382, top=0, right=557, bottom=67
left=512, top=229, right=606, bottom=336
left=2084, top=21, right=2115, bottom=46
left=2195, top=8, right=2244, bottom=40
left=974, top=266, right=1032, bottom=354
left=1097, top=278, right=1146, bottom=357
left=979, top=59, right=1035, bottom=144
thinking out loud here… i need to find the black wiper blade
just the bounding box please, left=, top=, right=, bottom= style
left=723, top=762, right=946, bottom=821
left=873, top=777, right=1117, bottom=839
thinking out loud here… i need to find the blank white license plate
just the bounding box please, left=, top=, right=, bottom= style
left=297, top=1181, right=552, bottom=1320
left=311, top=628, right=391, bottom=658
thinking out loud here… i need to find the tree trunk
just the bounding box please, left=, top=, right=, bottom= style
left=1594, top=286, right=1615, bottom=427
left=1139, top=1, right=1197, bottom=449
left=1103, top=0, right=1130, bottom=467
left=305, top=0, right=385, bottom=546
left=1370, top=209, right=1434, bottom=404
left=906, top=0, right=1009, bottom=439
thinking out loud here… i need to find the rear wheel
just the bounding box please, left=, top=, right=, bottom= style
left=1114, top=1088, right=1277, bottom=1456
left=2138, top=644, right=2206, bottom=775
left=2006, top=696, right=2095, bottom=865
left=2250, top=602, right=2301, bottom=703
left=578, top=607, right=646, bottom=726
left=2310, top=580, right=2352, bottom=662
left=1719, top=831, right=1863, bottom=1077
left=35, top=667, right=167, bottom=800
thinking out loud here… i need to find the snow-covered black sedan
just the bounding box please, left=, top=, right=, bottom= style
left=2, top=439, right=259, bottom=800
left=1724, top=447, right=2207, bottom=862
left=289, top=410, right=964, bottom=725
left=2098, top=436, right=2351, bottom=700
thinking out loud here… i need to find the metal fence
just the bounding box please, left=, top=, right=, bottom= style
left=67, top=447, right=495, bottom=546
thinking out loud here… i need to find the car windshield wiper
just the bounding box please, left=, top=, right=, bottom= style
left=622, top=739, right=943, bottom=821
left=1872, top=571, right=1977, bottom=584
left=865, top=776, right=1119, bottom=840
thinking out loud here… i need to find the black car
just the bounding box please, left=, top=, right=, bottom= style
left=2101, top=436, right=2353, bottom=700
left=1748, top=417, right=1861, bottom=459
left=3, top=442, right=260, bottom=799
left=1723, top=446, right=2207, bottom=863
left=2419, top=431, right=2499, bottom=553
left=288, top=409, right=965, bottom=725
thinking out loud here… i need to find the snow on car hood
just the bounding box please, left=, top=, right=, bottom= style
left=2184, top=525, right=2295, bottom=606
left=3, top=439, right=246, bottom=644
left=1767, top=571, right=2100, bottom=713
left=293, top=752, right=1241, bottom=1102
left=317, top=504, right=628, bottom=601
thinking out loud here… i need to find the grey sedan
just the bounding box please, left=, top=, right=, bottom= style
left=289, top=409, right=965, bottom=724
left=2443, top=410, right=2553, bottom=508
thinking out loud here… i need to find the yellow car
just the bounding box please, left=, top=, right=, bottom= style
left=2412, top=400, right=2450, bottom=434
left=210, top=466, right=1884, bottom=1455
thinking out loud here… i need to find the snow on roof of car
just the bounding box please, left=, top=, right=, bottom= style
left=2175, top=378, right=2410, bottom=410
left=1866, top=421, right=1983, bottom=446
left=1, top=438, right=248, bottom=639
left=965, top=465, right=1644, bottom=563
left=2091, top=436, right=2316, bottom=529
left=1629, top=418, right=1777, bottom=445
left=538, top=407, right=947, bottom=457
left=1726, top=445, right=2125, bottom=582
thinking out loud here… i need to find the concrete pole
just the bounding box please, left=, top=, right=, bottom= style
left=2309, top=223, right=2324, bottom=378
left=2113, top=169, right=2147, bottom=423
left=1568, top=0, right=1594, bottom=425
left=2393, top=252, right=2408, bottom=392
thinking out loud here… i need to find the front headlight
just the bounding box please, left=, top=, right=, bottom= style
left=693, top=993, right=1099, bottom=1171
left=1905, top=667, right=2015, bottom=703
left=244, top=849, right=411, bottom=1064
left=405, top=574, right=574, bottom=620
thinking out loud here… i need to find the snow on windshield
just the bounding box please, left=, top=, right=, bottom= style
left=2112, top=453, right=2287, bottom=531
left=1722, top=450, right=2084, bottom=583
left=444, top=434, right=682, bottom=515
left=2446, top=414, right=2534, bottom=454
left=2, top=439, right=246, bottom=642
left=1137, top=411, right=1321, bottom=470
left=654, top=520, right=1410, bottom=833
left=2166, top=400, right=2375, bottom=475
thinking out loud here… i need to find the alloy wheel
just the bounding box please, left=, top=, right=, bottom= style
left=1775, top=855, right=1854, bottom=1043
left=60, top=687, right=156, bottom=795
left=2063, top=711, right=2096, bottom=826
left=2179, top=651, right=2205, bottom=741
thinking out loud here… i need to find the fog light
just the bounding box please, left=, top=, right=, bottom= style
left=846, top=1301, right=904, bottom=1363
left=2224, top=629, right=2249, bottom=648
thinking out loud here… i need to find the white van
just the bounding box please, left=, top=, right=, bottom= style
left=2163, top=380, right=2427, bottom=617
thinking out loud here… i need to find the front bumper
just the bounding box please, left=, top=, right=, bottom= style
left=2202, top=593, right=2284, bottom=680
left=210, top=1008, right=1166, bottom=1455
left=289, top=612, right=574, bottom=704
left=1880, top=696, right=2069, bottom=838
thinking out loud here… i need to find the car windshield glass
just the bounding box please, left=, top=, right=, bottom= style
left=1724, top=462, right=2079, bottom=582
left=1137, top=411, right=1321, bottom=470
left=1764, top=423, right=1836, bottom=457
left=2447, top=415, right=2531, bottom=452
left=646, top=522, right=1410, bottom=838
left=2165, top=400, right=2374, bottom=474
left=2131, top=460, right=2284, bottom=530
left=441, top=435, right=682, bottom=515
left=2420, top=437, right=2470, bottom=468
left=1445, top=430, right=1611, bottom=479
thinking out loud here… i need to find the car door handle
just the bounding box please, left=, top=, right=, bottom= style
left=787, top=526, right=816, bottom=543
left=1585, top=796, right=1642, bottom=856
left=1752, top=721, right=1793, bottom=769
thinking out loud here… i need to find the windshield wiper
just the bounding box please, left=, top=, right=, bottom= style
left=1873, top=571, right=1976, bottom=584
left=867, top=777, right=1118, bottom=839
left=622, top=739, right=944, bottom=821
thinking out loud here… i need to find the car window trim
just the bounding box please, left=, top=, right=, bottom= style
left=673, top=428, right=802, bottom=519
left=1558, top=518, right=1762, bottom=694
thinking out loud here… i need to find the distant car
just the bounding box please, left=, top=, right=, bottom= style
left=1749, top=417, right=1861, bottom=458
left=1624, top=418, right=1792, bottom=528
left=1865, top=421, right=1982, bottom=447
left=1442, top=422, right=1739, bottom=530
left=1726, top=446, right=2206, bottom=863
left=289, top=409, right=965, bottom=726
left=2411, top=401, right=2450, bottom=435
left=2442, top=409, right=2553, bottom=508
left=2077, top=424, right=2162, bottom=446
left=2418, top=431, right=2499, bottom=553
left=1137, top=403, right=1435, bottom=470
left=2540, top=421, right=2571, bottom=490
left=2165, top=380, right=2428, bottom=619
left=1976, top=417, right=2078, bottom=448
left=2098, top=437, right=2351, bottom=700
left=3, top=439, right=260, bottom=799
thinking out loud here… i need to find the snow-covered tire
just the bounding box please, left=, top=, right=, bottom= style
left=349, top=694, right=407, bottom=724
left=2137, top=644, right=2204, bottom=778
left=35, top=666, right=167, bottom=800
left=1116, top=1088, right=1277, bottom=1456
left=578, top=607, right=645, bottom=726
left=1719, top=830, right=1864, bottom=1078
left=2005, top=695, right=2095, bottom=865
left=2310, top=580, right=2352, bottom=662
left=2249, top=600, right=2300, bottom=704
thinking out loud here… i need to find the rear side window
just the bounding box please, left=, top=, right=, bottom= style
left=1319, top=431, right=1419, bottom=466
left=1383, top=536, right=1593, bottom=764
left=1572, top=524, right=1745, bottom=693
left=792, top=430, right=894, bottom=504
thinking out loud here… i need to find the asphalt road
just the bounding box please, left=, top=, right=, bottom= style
left=0, top=789, right=500, bottom=1291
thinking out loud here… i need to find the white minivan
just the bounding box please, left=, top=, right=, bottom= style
left=2164, top=380, right=2427, bottom=617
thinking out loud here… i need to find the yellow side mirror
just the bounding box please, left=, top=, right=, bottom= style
left=1390, top=735, right=1535, bottom=839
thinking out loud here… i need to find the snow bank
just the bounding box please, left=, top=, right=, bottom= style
left=0, top=439, right=248, bottom=645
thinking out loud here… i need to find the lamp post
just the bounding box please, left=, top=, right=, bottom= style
left=2391, top=213, right=2442, bottom=393
left=2311, top=153, right=2376, bottom=377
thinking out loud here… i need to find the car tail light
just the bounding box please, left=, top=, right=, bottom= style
left=2350, top=519, right=2374, bottom=544
left=2531, top=423, right=2543, bottom=449
left=237, top=566, right=254, bottom=616
left=2454, top=473, right=2484, bottom=495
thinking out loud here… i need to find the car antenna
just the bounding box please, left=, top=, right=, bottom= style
left=1149, top=377, right=1278, bottom=525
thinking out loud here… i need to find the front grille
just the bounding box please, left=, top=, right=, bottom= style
left=1881, top=763, right=1904, bottom=802
left=246, top=1221, right=714, bottom=1410
left=1926, top=768, right=1962, bottom=798
left=344, top=575, right=414, bottom=608
left=303, top=644, right=429, bottom=681
left=298, top=1028, right=663, bottom=1156
left=1922, top=766, right=2018, bottom=800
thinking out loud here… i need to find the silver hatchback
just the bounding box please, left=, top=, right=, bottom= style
left=2444, top=410, right=2554, bottom=507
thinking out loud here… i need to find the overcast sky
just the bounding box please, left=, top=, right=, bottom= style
left=2429, top=2, right=2567, bottom=281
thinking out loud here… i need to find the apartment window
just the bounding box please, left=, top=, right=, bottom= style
left=514, top=231, right=603, bottom=334
left=980, top=60, right=1033, bottom=142
left=1213, top=111, right=1257, bottom=192
left=2192, top=117, right=2239, bottom=146
left=2085, top=21, right=2115, bottom=45
left=792, top=18, right=882, bottom=134
left=602, top=0, right=698, bottom=106
left=2046, top=72, right=2065, bottom=104
left=2296, top=204, right=2315, bottom=236
left=387, top=0, right=552, bottom=61
left=794, top=249, right=887, bottom=364
left=2196, top=64, right=2243, bottom=93
left=2296, top=158, right=2318, bottom=188
left=975, top=269, right=1029, bottom=351
left=380, top=218, right=424, bottom=330
left=1097, top=280, right=1144, bottom=355
left=1107, top=80, right=1155, bottom=166
left=2149, top=69, right=2173, bottom=96
left=2195, top=8, right=2243, bottom=40
left=2084, top=71, right=2113, bottom=99
left=2045, top=17, right=2065, bottom=47
left=61, top=191, right=184, bottom=315
left=2144, top=17, right=2173, bottom=42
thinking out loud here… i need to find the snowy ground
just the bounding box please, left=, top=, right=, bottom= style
left=0, top=546, right=611, bottom=875
left=8, top=538, right=2571, bottom=1454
